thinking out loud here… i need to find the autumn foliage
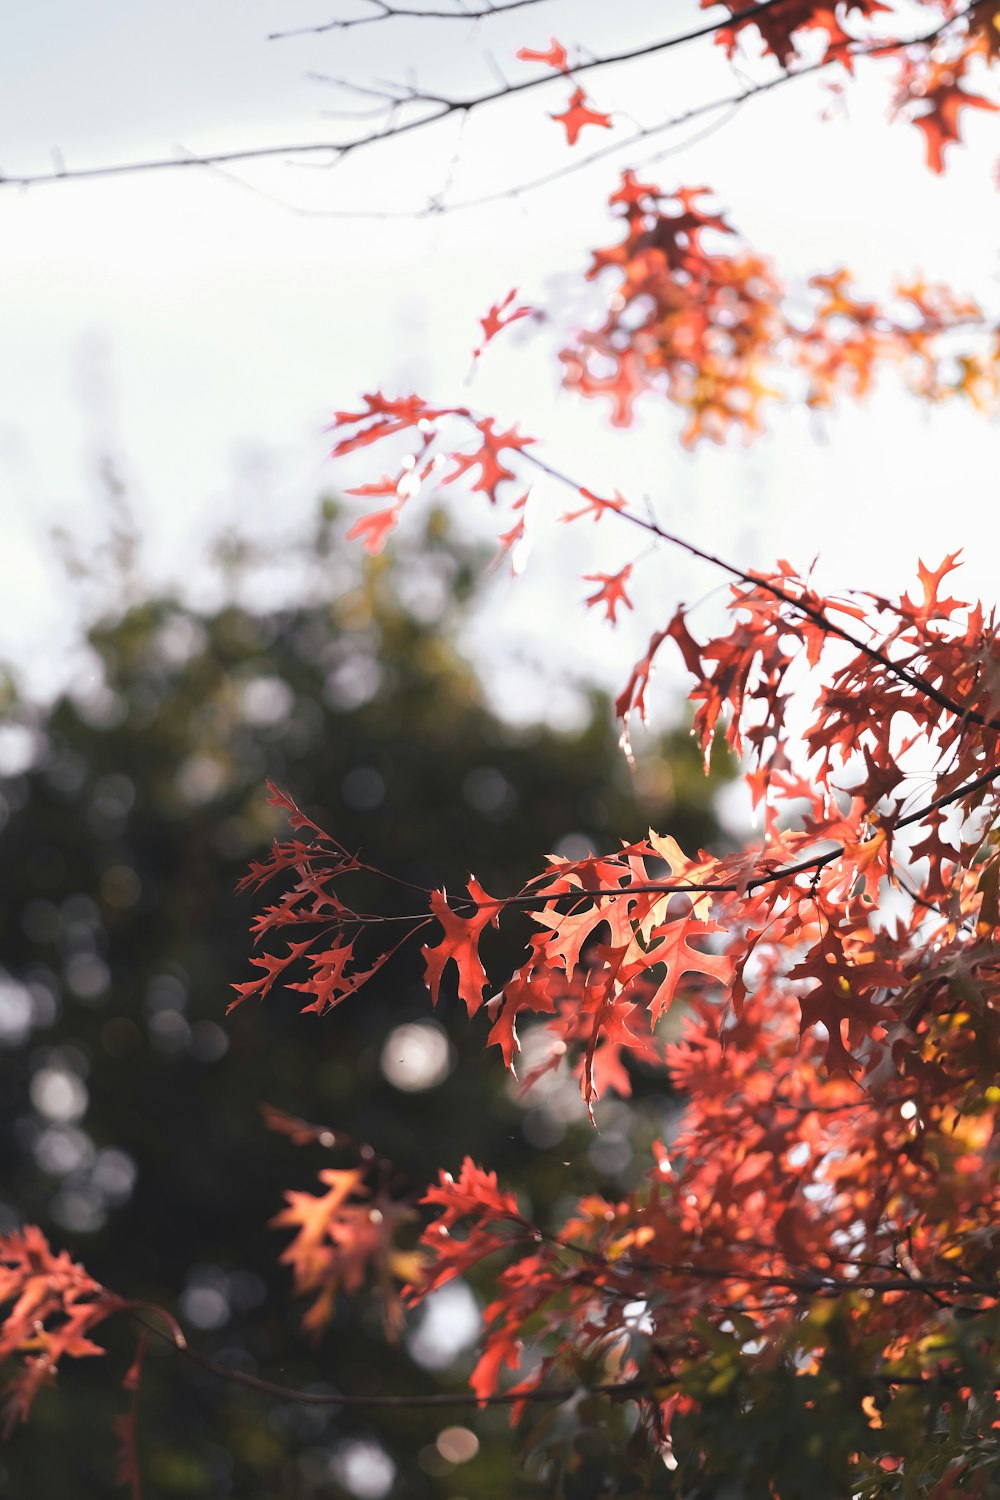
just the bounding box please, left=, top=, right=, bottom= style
left=4, top=3, right=1000, bottom=1496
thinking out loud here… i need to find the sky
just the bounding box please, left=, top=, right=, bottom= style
left=2, top=0, right=998, bottom=725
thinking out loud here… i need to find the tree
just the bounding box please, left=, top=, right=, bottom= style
left=3, top=4, right=999, bottom=1498
left=0, top=504, right=726, bottom=1496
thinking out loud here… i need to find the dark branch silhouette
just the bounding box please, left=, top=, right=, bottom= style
left=0, top=3, right=976, bottom=197
left=268, top=0, right=558, bottom=42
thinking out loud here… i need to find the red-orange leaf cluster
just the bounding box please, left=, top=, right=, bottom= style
left=237, top=494, right=1000, bottom=1469
left=0, top=1227, right=125, bottom=1435
left=11, top=7, right=1000, bottom=1487
left=560, top=173, right=998, bottom=440
left=705, top=0, right=891, bottom=68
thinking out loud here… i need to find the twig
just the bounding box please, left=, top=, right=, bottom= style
left=128, top=1306, right=966, bottom=1410
left=129, top=1309, right=643, bottom=1405
left=269, top=0, right=557, bottom=42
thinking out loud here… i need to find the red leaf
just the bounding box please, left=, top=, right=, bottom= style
left=584, top=563, right=634, bottom=624
left=271, top=1168, right=414, bottom=1339
left=414, top=1160, right=527, bottom=1301
left=422, top=877, right=500, bottom=1015
left=228, top=938, right=317, bottom=1012
left=346, top=473, right=406, bottom=497
left=486, top=968, right=557, bottom=1070
left=264, top=782, right=332, bottom=842
left=328, top=391, right=463, bottom=457
left=914, top=79, right=998, bottom=174
left=704, top=0, right=889, bottom=67
left=421, top=1157, right=522, bottom=1225
left=470, top=1327, right=522, bottom=1402
left=445, top=417, right=534, bottom=504
left=493, top=490, right=531, bottom=570
left=516, top=36, right=569, bottom=72
left=473, top=288, right=535, bottom=361
left=645, top=915, right=732, bottom=1023
left=345, top=504, right=402, bottom=554
left=615, top=626, right=670, bottom=725
left=0, top=1227, right=125, bottom=1435
left=899, top=552, right=965, bottom=626
left=290, top=949, right=390, bottom=1018
left=560, top=343, right=646, bottom=426
left=550, top=87, right=612, bottom=146
left=561, top=486, right=628, bottom=524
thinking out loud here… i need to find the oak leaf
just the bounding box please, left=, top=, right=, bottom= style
left=550, top=87, right=612, bottom=145
left=516, top=37, right=569, bottom=71
left=445, top=417, right=534, bottom=504
left=473, top=288, right=534, bottom=361
left=913, top=74, right=998, bottom=174
left=422, top=877, right=500, bottom=1015
left=584, top=563, right=634, bottom=624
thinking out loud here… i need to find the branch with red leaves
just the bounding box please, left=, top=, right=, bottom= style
left=214, top=259, right=1000, bottom=1476
left=7, top=7, right=999, bottom=1491
left=3, top=2, right=995, bottom=196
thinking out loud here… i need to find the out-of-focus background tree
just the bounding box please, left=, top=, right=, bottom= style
left=0, top=495, right=729, bottom=1498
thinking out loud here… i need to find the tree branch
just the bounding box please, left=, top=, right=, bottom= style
left=128, top=1305, right=968, bottom=1412
left=523, top=447, right=999, bottom=732
left=268, top=0, right=558, bottom=42
left=129, top=1309, right=645, bottom=1405
left=498, top=759, right=1000, bottom=910
left=0, top=3, right=974, bottom=194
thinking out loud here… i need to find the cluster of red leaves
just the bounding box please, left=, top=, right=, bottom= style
left=239, top=397, right=1000, bottom=1465
left=706, top=0, right=892, bottom=68
left=326, top=393, right=534, bottom=556
left=390, top=555, right=1000, bottom=1437
left=5, top=11, right=1000, bottom=1490
left=0, top=1226, right=125, bottom=1435
left=294, top=397, right=1000, bottom=1111
left=889, top=10, right=999, bottom=172
left=242, top=546, right=1000, bottom=1088
left=230, top=781, right=399, bottom=1017
left=515, top=34, right=614, bottom=145
left=404, top=971, right=997, bottom=1455
left=560, top=172, right=998, bottom=442
left=518, top=5, right=998, bottom=184
left=705, top=1, right=998, bottom=174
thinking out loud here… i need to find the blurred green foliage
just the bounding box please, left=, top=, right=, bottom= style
left=0, top=502, right=729, bottom=1498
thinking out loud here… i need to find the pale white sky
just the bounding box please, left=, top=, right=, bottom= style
left=2, top=0, right=998, bottom=721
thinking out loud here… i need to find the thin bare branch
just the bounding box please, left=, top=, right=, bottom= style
left=268, top=0, right=556, bottom=43
left=130, top=1309, right=644, bottom=1405
left=129, top=1304, right=968, bottom=1412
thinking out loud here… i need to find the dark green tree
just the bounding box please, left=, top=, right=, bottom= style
left=0, top=502, right=726, bottom=1498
